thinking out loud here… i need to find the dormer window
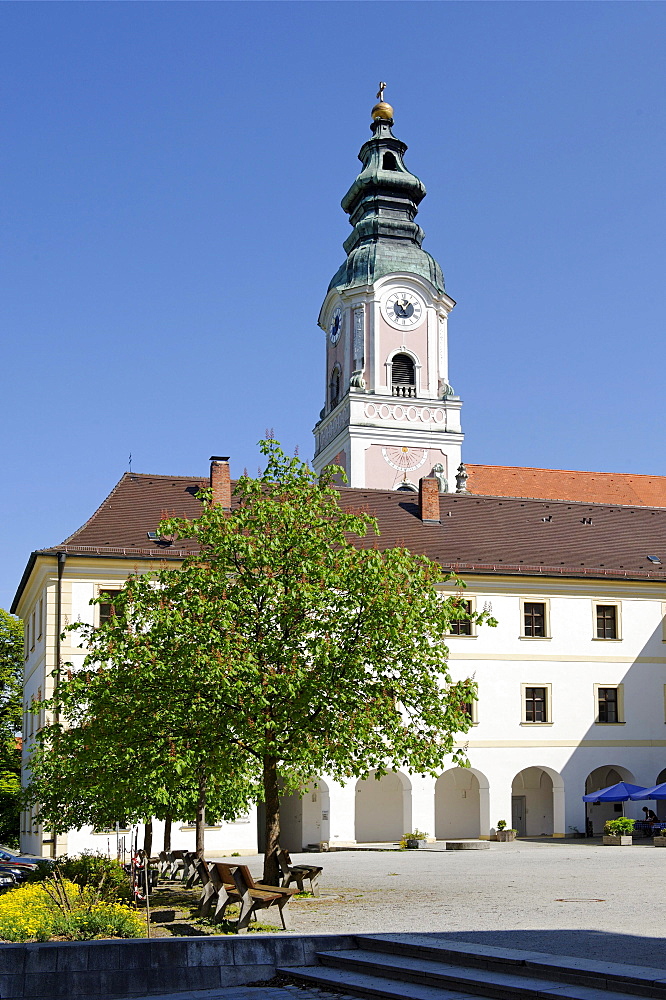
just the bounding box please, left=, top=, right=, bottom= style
left=391, top=353, right=416, bottom=397
left=329, top=365, right=341, bottom=409
left=382, top=151, right=398, bottom=170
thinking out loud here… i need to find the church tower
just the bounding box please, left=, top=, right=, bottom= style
left=312, top=90, right=463, bottom=492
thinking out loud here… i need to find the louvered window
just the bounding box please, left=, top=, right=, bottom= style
left=391, top=354, right=416, bottom=397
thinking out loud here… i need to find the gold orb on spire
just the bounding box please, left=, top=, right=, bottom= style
left=371, top=80, right=394, bottom=121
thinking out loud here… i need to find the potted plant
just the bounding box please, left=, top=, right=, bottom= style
left=495, top=820, right=517, bottom=842
left=653, top=830, right=666, bottom=848
left=400, top=829, right=428, bottom=850
left=603, top=817, right=634, bottom=845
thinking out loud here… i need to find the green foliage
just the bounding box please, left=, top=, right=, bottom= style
left=0, top=610, right=23, bottom=739
left=400, top=829, right=428, bottom=847
left=54, top=853, right=131, bottom=901
left=604, top=817, right=635, bottom=835
left=27, top=440, right=494, bottom=881
left=496, top=820, right=507, bottom=831
left=0, top=610, right=23, bottom=848
left=51, top=901, right=143, bottom=941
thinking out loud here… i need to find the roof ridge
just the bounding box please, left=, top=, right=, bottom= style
left=467, top=463, right=666, bottom=480
left=120, top=472, right=207, bottom=481
left=456, top=492, right=666, bottom=511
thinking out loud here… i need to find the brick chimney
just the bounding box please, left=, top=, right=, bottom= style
left=419, top=476, right=441, bottom=524
left=209, top=456, right=231, bottom=510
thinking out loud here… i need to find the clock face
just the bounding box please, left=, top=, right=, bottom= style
left=383, top=289, right=424, bottom=330
left=329, top=306, right=343, bottom=345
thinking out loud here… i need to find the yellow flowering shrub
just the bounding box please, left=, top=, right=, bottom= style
left=0, top=880, right=144, bottom=942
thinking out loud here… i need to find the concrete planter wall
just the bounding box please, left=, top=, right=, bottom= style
left=496, top=830, right=516, bottom=842
left=602, top=835, right=632, bottom=846
left=653, top=836, right=666, bottom=847
left=0, top=933, right=355, bottom=1000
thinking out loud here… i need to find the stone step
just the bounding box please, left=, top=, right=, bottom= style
left=355, top=936, right=666, bottom=998
left=281, top=964, right=496, bottom=1000
left=311, top=949, right=646, bottom=1000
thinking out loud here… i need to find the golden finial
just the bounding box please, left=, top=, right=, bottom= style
left=371, top=81, right=394, bottom=121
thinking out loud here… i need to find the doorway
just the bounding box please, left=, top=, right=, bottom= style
left=511, top=795, right=526, bottom=836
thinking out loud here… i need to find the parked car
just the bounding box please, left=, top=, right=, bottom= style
left=0, top=846, right=42, bottom=869
left=0, top=870, right=16, bottom=890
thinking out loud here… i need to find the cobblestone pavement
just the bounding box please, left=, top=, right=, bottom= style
left=207, top=838, right=666, bottom=967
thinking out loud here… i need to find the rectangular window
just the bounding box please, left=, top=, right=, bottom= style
left=99, top=590, right=122, bottom=627
left=524, top=602, right=546, bottom=637
left=598, top=687, right=618, bottom=723
left=525, top=686, right=547, bottom=723
left=30, top=611, right=36, bottom=650
left=449, top=600, right=472, bottom=636
left=460, top=698, right=478, bottom=724
left=38, top=599, right=43, bottom=640
left=596, top=605, right=617, bottom=639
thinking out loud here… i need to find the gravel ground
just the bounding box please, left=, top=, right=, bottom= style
left=207, top=838, right=666, bottom=968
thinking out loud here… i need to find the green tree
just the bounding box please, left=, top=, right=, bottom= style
left=25, top=637, right=260, bottom=854
left=29, top=441, right=492, bottom=881
left=0, top=610, right=24, bottom=847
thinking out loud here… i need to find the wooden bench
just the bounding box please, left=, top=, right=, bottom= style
left=183, top=851, right=200, bottom=888
left=192, top=857, right=220, bottom=916
left=212, top=863, right=298, bottom=933
left=278, top=847, right=323, bottom=896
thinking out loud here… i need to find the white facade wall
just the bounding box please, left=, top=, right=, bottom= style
left=17, top=556, right=666, bottom=856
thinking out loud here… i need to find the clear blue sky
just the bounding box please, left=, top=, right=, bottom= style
left=2, top=1, right=666, bottom=609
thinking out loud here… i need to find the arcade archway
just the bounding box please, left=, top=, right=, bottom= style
left=355, top=771, right=411, bottom=843
left=584, top=764, right=635, bottom=835
left=512, top=765, right=565, bottom=837
left=435, top=767, right=490, bottom=840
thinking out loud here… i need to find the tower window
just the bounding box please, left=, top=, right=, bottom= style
left=329, top=366, right=341, bottom=409
left=391, top=353, right=416, bottom=397
left=382, top=152, right=398, bottom=170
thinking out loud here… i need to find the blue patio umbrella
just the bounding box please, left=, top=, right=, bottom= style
left=582, top=781, right=646, bottom=803
left=630, top=782, right=666, bottom=800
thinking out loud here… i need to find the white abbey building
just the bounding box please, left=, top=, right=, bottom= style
left=13, top=95, right=666, bottom=855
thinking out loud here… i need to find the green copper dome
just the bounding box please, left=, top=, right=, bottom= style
left=328, top=115, right=444, bottom=293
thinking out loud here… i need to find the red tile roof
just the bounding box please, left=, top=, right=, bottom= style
left=466, top=464, right=666, bottom=508
left=15, top=468, right=666, bottom=587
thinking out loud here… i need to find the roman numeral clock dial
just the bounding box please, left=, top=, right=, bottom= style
left=383, top=289, right=424, bottom=330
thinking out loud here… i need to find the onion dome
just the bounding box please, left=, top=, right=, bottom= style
left=327, top=91, right=444, bottom=294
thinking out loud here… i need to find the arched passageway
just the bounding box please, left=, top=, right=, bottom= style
left=355, top=771, right=411, bottom=843
left=512, top=766, right=565, bottom=837
left=435, top=767, right=490, bottom=840
left=258, top=779, right=330, bottom=853
left=584, top=764, right=635, bottom=835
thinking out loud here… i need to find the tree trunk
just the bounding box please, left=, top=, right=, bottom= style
left=263, top=755, right=281, bottom=885
left=143, top=819, right=153, bottom=858
left=163, top=814, right=172, bottom=854
left=195, top=773, right=206, bottom=859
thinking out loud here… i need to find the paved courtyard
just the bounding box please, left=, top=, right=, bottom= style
left=211, top=838, right=666, bottom=967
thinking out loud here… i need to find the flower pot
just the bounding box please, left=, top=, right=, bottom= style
left=653, top=836, right=666, bottom=848
left=497, top=830, right=516, bottom=842
left=405, top=839, right=420, bottom=849
left=602, top=835, right=632, bottom=846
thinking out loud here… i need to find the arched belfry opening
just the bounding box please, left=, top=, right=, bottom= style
left=391, top=353, right=416, bottom=397
left=329, top=366, right=341, bottom=409
left=382, top=151, right=398, bottom=170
